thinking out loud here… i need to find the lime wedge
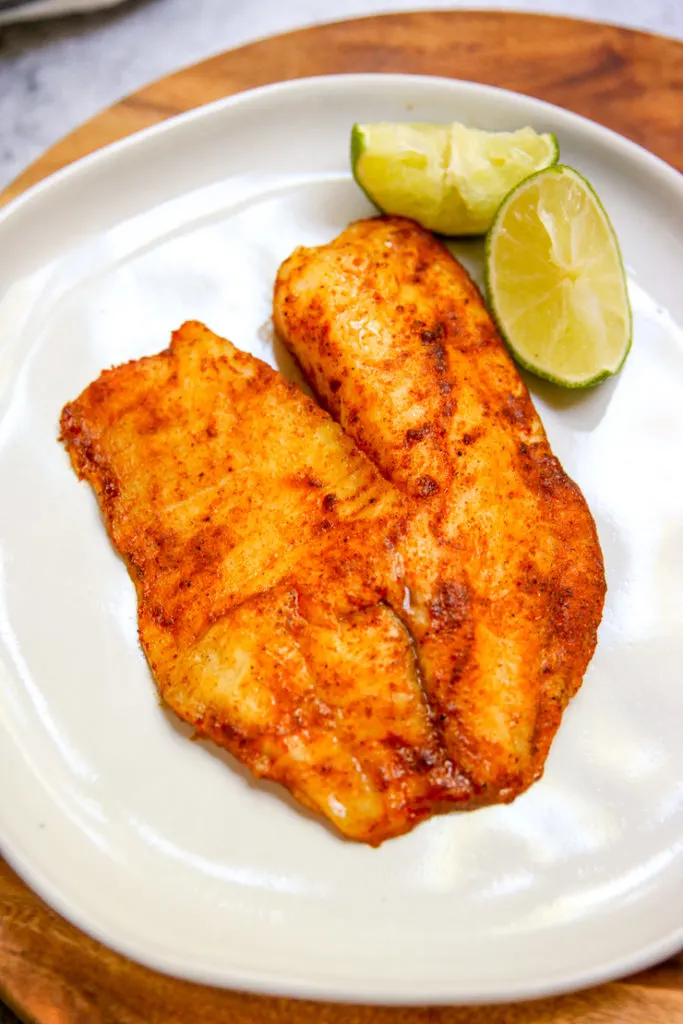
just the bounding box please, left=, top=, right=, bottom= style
left=486, top=165, right=631, bottom=388
left=351, top=122, right=558, bottom=235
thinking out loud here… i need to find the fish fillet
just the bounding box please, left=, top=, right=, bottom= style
left=60, top=321, right=474, bottom=844
left=274, top=216, right=606, bottom=800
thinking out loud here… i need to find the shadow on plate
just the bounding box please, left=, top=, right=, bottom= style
left=258, top=317, right=315, bottom=394
left=524, top=369, right=622, bottom=432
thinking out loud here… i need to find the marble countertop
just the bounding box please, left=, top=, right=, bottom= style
left=1, top=0, right=682, bottom=190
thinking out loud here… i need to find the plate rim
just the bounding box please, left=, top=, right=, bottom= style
left=1, top=72, right=681, bottom=231
left=1, top=72, right=682, bottom=1004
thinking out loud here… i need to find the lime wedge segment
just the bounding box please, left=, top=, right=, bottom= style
left=351, top=122, right=558, bottom=235
left=486, top=164, right=631, bottom=388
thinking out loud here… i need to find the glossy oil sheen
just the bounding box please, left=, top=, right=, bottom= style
left=0, top=76, right=682, bottom=1003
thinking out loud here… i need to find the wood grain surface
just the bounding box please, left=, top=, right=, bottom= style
left=3, top=9, right=683, bottom=205
left=1, top=11, right=682, bottom=1024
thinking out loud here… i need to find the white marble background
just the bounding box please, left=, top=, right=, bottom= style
left=0, top=0, right=682, bottom=190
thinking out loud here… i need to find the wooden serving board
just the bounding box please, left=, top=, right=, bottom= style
left=1, top=11, right=682, bottom=1024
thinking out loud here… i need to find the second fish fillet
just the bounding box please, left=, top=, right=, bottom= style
left=274, top=216, right=606, bottom=802
left=60, top=321, right=470, bottom=844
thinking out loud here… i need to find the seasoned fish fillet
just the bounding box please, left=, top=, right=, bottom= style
left=274, top=216, right=606, bottom=801
left=60, top=321, right=472, bottom=844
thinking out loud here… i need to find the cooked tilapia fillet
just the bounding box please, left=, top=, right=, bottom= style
left=274, top=216, right=606, bottom=800
left=60, top=321, right=473, bottom=844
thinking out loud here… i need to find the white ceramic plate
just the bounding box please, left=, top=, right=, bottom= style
left=1, top=75, right=682, bottom=1005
